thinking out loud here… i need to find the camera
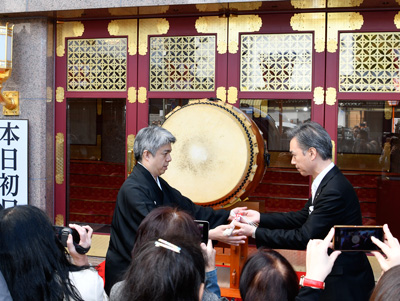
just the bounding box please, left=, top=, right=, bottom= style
left=54, top=226, right=80, bottom=247
left=194, top=220, right=209, bottom=244
left=333, top=225, right=384, bottom=252
left=53, top=226, right=90, bottom=255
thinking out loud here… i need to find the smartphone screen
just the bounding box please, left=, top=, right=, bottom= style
left=333, top=226, right=383, bottom=251
left=194, top=220, right=209, bottom=244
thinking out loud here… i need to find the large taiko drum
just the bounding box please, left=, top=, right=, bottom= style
left=162, top=99, right=267, bottom=208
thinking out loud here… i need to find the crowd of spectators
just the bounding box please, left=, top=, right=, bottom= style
left=1, top=204, right=400, bottom=301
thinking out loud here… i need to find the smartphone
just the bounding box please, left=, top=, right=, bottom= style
left=333, top=225, right=384, bottom=252
left=194, top=220, right=209, bottom=244
left=53, top=226, right=80, bottom=247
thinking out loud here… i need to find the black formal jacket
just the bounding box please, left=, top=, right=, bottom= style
left=104, top=163, right=229, bottom=294
left=255, top=165, right=375, bottom=301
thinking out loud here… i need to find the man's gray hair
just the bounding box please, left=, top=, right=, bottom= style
left=134, top=126, right=176, bottom=162
left=287, top=121, right=332, bottom=160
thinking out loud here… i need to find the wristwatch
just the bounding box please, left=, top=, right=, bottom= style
left=299, top=275, right=325, bottom=290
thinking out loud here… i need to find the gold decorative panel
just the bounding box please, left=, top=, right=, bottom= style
left=291, top=0, right=326, bottom=9
left=128, top=87, right=136, bottom=103
left=56, top=87, right=64, bottom=103
left=56, top=22, right=84, bottom=57
left=138, top=87, right=147, bottom=103
left=230, top=2, right=263, bottom=10
left=339, top=32, right=400, bottom=92
left=313, top=87, right=324, bottom=105
left=149, top=36, right=215, bottom=91
left=327, top=13, right=363, bottom=53
left=229, top=15, right=262, bottom=54
left=395, top=12, right=400, bottom=29
left=216, top=87, right=227, bottom=102
left=291, top=13, right=326, bottom=53
left=328, top=0, right=363, bottom=7
left=227, top=87, right=238, bottom=104
left=108, top=19, right=137, bottom=56
left=196, top=16, right=227, bottom=54
left=196, top=4, right=228, bottom=12
left=139, top=19, right=170, bottom=56
left=326, top=87, right=336, bottom=105
left=67, top=38, right=127, bottom=91
left=55, top=133, right=64, bottom=185
left=241, top=33, right=313, bottom=92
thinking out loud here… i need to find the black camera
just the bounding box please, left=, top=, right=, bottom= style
left=53, top=226, right=90, bottom=255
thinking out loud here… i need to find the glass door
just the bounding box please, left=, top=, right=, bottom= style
left=66, top=98, right=125, bottom=232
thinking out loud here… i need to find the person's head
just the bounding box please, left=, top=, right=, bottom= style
left=133, top=126, right=176, bottom=177
left=287, top=121, right=332, bottom=177
left=370, top=265, right=400, bottom=301
left=239, top=248, right=299, bottom=301
left=132, top=206, right=201, bottom=257
left=0, top=205, right=84, bottom=301
left=122, top=238, right=205, bottom=301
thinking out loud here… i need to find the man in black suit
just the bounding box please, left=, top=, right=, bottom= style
left=233, top=121, right=375, bottom=301
left=105, top=126, right=246, bottom=294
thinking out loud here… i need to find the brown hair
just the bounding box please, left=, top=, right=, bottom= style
left=370, top=265, right=400, bottom=301
left=240, top=248, right=299, bottom=301
left=132, top=206, right=201, bottom=257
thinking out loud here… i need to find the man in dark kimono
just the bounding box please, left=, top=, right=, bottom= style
left=105, top=126, right=246, bottom=294
left=233, top=122, right=375, bottom=301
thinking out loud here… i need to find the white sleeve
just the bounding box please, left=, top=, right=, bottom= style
left=69, top=269, right=108, bottom=301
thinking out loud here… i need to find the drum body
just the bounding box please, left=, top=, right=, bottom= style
left=162, top=99, right=266, bottom=208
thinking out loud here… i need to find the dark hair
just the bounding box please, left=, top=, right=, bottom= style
left=370, top=265, right=400, bottom=301
left=134, top=126, right=176, bottom=162
left=288, top=121, right=332, bottom=160
left=240, top=248, right=299, bottom=301
left=132, top=206, right=201, bottom=257
left=121, top=238, right=205, bottom=301
left=0, top=205, right=86, bottom=301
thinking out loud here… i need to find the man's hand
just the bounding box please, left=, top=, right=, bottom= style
left=200, top=239, right=216, bottom=272
left=371, top=224, right=400, bottom=273
left=67, top=224, right=93, bottom=266
left=231, top=220, right=256, bottom=237
left=209, top=225, right=247, bottom=246
left=234, top=209, right=260, bottom=224
left=305, top=228, right=341, bottom=282
left=228, top=207, right=247, bottom=221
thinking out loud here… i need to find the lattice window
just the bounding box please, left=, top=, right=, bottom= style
left=241, top=34, right=313, bottom=92
left=340, top=33, right=400, bottom=92
left=67, top=38, right=127, bottom=91
left=149, top=36, right=215, bottom=91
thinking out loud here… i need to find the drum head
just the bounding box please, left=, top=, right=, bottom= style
left=162, top=99, right=264, bottom=207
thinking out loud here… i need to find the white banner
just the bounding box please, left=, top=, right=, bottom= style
left=0, top=119, right=28, bottom=208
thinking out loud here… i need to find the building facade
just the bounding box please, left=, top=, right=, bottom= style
left=1, top=0, right=400, bottom=239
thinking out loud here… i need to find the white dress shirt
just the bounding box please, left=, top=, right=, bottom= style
left=309, top=162, right=334, bottom=214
